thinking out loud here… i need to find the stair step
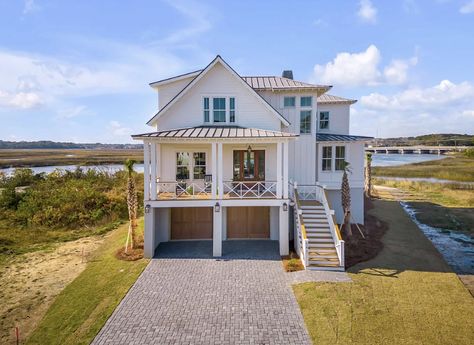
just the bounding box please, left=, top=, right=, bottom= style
left=307, top=243, right=336, bottom=248
left=306, top=233, right=332, bottom=238
left=301, top=206, right=324, bottom=210
left=301, top=210, right=326, bottom=214
left=306, top=231, right=331, bottom=235
left=308, top=254, right=338, bottom=259
left=305, top=224, right=330, bottom=229
left=308, top=238, right=333, bottom=243
left=308, top=261, right=341, bottom=266
left=303, top=214, right=327, bottom=218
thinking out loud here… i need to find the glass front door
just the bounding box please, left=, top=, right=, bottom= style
left=233, top=150, right=265, bottom=181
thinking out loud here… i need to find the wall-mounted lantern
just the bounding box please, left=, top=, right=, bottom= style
left=247, top=145, right=252, bottom=155
left=283, top=202, right=288, bottom=212
left=215, top=202, right=221, bottom=213
left=145, top=204, right=151, bottom=214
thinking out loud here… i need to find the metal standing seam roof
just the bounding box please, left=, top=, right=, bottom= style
left=316, top=133, right=373, bottom=142
left=317, top=94, right=357, bottom=104
left=132, top=126, right=299, bottom=139
left=241, top=76, right=331, bottom=91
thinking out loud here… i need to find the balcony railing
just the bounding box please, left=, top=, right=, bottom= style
left=156, top=181, right=212, bottom=200
left=222, top=181, right=277, bottom=199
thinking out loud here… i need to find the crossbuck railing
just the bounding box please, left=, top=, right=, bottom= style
left=223, top=181, right=277, bottom=199
left=157, top=181, right=212, bottom=199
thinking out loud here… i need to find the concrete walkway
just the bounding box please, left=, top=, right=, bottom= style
left=93, top=240, right=320, bottom=345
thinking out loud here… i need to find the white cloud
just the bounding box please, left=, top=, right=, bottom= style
left=109, top=121, right=132, bottom=137
left=0, top=90, right=42, bottom=109
left=460, top=1, right=474, bottom=13
left=357, top=0, right=377, bottom=24
left=57, top=105, right=87, bottom=119
left=312, top=19, right=328, bottom=27
left=351, top=80, right=474, bottom=137
left=312, top=45, right=417, bottom=87
left=402, top=0, right=419, bottom=13
left=23, top=0, right=39, bottom=14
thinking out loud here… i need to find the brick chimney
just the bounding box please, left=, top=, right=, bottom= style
left=282, top=70, right=293, bottom=80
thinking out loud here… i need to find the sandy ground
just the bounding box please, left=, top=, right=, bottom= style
left=373, top=185, right=474, bottom=296
left=0, top=235, right=105, bottom=344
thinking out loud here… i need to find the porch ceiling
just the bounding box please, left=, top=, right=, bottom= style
left=132, top=126, right=298, bottom=141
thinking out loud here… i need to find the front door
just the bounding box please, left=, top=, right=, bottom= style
left=233, top=150, right=265, bottom=181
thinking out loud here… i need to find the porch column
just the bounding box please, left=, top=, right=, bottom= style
left=279, top=205, right=289, bottom=256
left=143, top=141, right=151, bottom=201
left=283, top=140, right=289, bottom=199
left=150, top=143, right=157, bottom=200
left=211, top=142, right=217, bottom=198
left=156, top=143, right=161, bottom=195
left=217, top=142, right=223, bottom=199
left=144, top=206, right=156, bottom=258
left=276, top=141, right=283, bottom=198
left=213, top=205, right=223, bottom=257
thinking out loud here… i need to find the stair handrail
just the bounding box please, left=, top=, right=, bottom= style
left=293, top=183, right=309, bottom=268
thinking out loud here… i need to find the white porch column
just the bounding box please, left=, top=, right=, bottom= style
left=217, top=142, right=223, bottom=199
left=283, top=140, right=289, bottom=199
left=213, top=205, right=223, bottom=257
left=276, top=141, right=283, bottom=198
left=150, top=143, right=157, bottom=200
left=279, top=205, right=289, bottom=256
left=156, top=143, right=161, bottom=195
left=143, top=141, right=151, bottom=201
left=211, top=142, right=217, bottom=198
left=144, top=206, right=156, bottom=258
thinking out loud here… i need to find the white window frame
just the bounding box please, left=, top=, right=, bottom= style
left=202, top=96, right=236, bottom=125
left=175, top=151, right=207, bottom=181
left=283, top=96, right=296, bottom=108
left=300, top=96, right=313, bottom=108
left=320, top=144, right=348, bottom=173
left=319, top=111, right=330, bottom=130
left=321, top=146, right=332, bottom=171
left=335, top=145, right=346, bottom=171
left=300, top=110, right=312, bottom=135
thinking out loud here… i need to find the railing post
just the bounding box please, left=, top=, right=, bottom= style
left=150, top=143, right=157, bottom=200
left=276, top=142, right=282, bottom=198
left=211, top=143, right=217, bottom=199
left=340, top=240, right=345, bottom=267
left=143, top=141, right=150, bottom=201
left=283, top=140, right=289, bottom=199
left=217, top=142, right=223, bottom=199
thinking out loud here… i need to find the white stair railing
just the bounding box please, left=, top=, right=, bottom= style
left=293, top=184, right=309, bottom=268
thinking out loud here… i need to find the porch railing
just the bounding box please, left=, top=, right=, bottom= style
left=293, top=186, right=309, bottom=268
left=223, top=181, right=277, bottom=199
left=156, top=181, right=212, bottom=199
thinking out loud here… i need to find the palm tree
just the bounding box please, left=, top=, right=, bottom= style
left=365, top=152, right=373, bottom=197
left=124, top=159, right=138, bottom=252
left=341, top=161, right=353, bottom=239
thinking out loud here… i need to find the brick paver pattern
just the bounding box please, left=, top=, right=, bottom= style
left=92, top=241, right=312, bottom=345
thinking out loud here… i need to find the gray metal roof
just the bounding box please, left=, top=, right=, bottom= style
left=242, top=76, right=331, bottom=91
left=316, top=133, right=372, bottom=142
left=133, top=126, right=298, bottom=140
left=317, top=94, right=357, bottom=105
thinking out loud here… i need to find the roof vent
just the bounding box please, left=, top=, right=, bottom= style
left=282, top=70, right=293, bottom=80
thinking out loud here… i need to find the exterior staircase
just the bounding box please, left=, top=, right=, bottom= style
left=300, top=202, right=342, bottom=270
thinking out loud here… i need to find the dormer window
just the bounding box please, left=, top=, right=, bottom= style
left=203, top=96, right=236, bottom=124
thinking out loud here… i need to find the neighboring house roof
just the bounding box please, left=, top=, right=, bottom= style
left=133, top=126, right=298, bottom=140
left=317, top=94, right=357, bottom=105
left=146, top=56, right=291, bottom=127
left=316, top=133, right=372, bottom=142
left=242, top=76, right=331, bottom=93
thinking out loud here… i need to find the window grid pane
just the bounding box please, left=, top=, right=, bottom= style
left=300, top=110, right=312, bottom=134
left=213, top=97, right=226, bottom=122
left=284, top=96, right=295, bottom=107
left=319, top=111, right=329, bottom=129
left=203, top=97, right=210, bottom=122
left=300, top=96, right=312, bottom=107
left=335, top=146, right=345, bottom=171
left=176, top=152, right=190, bottom=180
left=322, top=146, right=332, bottom=171
left=230, top=97, right=235, bottom=122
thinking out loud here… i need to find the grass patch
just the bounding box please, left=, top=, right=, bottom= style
left=282, top=251, right=304, bottom=272
left=25, top=219, right=149, bottom=345
left=373, top=155, right=474, bottom=182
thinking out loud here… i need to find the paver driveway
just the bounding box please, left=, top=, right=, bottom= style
left=92, top=240, right=312, bottom=345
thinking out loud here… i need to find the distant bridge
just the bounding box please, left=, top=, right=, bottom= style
left=365, top=146, right=470, bottom=154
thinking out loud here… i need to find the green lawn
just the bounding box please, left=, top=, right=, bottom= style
left=26, top=220, right=149, bottom=345
left=294, top=200, right=474, bottom=345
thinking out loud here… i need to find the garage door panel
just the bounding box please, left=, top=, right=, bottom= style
left=171, top=208, right=212, bottom=240
left=227, top=207, right=270, bottom=239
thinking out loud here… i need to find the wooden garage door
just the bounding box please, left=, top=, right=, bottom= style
left=171, top=207, right=213, bottom=240
left=227, top=207, right=270, bottom=239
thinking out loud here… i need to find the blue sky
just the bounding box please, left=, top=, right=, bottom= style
left=0, top=0, right=473, bottom=143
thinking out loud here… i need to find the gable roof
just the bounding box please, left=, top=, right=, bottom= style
left=147, top=56, right=291, bottom=127
left=317, top=94, right=357, bottom=105
left=149, top=69, right=201, bottom=89
left=242, top=76, right=331, bottom=94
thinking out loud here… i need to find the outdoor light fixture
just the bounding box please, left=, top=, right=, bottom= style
left=283, top=202, right=288, bottom=211
left=247, top=145, right=252, bottom=155
left=215, top=202, right=221, bottom=213
left=145, top=204, right=151, bottom=214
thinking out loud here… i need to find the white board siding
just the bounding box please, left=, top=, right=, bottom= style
left=326, top=188, right=364, bottom=224
left=157, top=76, right=195, bottom=110
left=156, top=63, right=281, bottom=131
left=316, top=104, right=350, bottom=135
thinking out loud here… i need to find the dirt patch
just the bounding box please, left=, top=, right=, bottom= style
left=0, top=235, right=105, bottom=344
left=458, top=275, right=474, bottom=297
left=115, top=245, right=144, bottom=261
left=343, top=197, right=388, bottom=269
left=282, top=251, right=304, bottom=272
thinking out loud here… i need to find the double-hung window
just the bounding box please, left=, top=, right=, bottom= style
left=335, top=146, right=346, bottom=171
left=176, top=152, right=191, bottom=180
left=193, top=152, right=206, bottom=179
left=322, top=146, right=332, bottom=171
left=229, top=97, right=235, bottom=123
left=300, top=96, right=312, bottom=107
left=300, top=110, right=312, bottom=134
left=319, top=111, right=329, bottom=129
left=176, top=152, right=206, bottom=180
left=284, top=96, right=295, bottom=107
left=213, top=97, right=226, bottom=122
left=203, top=97, right=210, bottom=123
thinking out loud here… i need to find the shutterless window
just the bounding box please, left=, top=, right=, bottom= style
left=203, top=97, right=210, bottom=122
left=300, top=96, right=312, bottom=107
left=213, top=97, right=226, bottom=122
left=319, top=111, right=329, bottom=129
left=284, top=96, right=295, bottom=107
left=176, top=152, right=190, bottom=180
left=335, top=146, right=345, bottom=171
left=300, top=110, right=312, bottom=134
left=229, top=97, right=235, bottom=123
left=193, top=152, right=206, bottom=179
left=322, top=146, right=332, bottom=171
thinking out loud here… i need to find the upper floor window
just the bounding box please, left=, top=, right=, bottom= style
left=283, top=96, right=295, bottom=107
left=229, top=97, right=235, bottom=123
left=176, top=152, right=191, bottom=180
left=203, top=97, right=210, bottom=122
left=213, top=97, right=226, bottom=122
left=193, top=152, right=206, bottom=179
left=335, top=146, right=346, bottom=171
left=300, top=110, right=312, bottom=134
left=319, top=111, right=329, bottom=129
left=322, top=146, right=332, bottom=171
left=300, top=96, right=312, bottom=107
left=176, top=152, right=206, bottom=180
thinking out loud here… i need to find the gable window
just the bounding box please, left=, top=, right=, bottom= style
left=335, top=146, right=346, bottom=171
left=203, top=97, right=210, bottom=122
left=322, top=146, right=332, bottom=171
left=300, top=96, right=312, bottom=107
left=300, top=110, right=312, bottom=134
left=193, top=152, right=206, bottom=179
left=284, top=96, right=295, bottom=107
left=176, top=152, right=190, bottom=180
left=229, top=97, right=235, bottom=122
left=213, top=97, right=226, bottom=122
left=319, top=111, right=329, bottom=129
